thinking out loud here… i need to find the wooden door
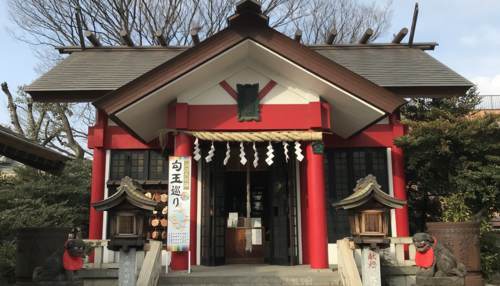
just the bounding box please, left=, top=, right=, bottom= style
left=200, top=154, right=226, bottom=266
left=268, top=153, right=298, bottom=265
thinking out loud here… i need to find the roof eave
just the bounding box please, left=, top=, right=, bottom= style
left=0, top=128, right=69, bottom=174
left=26, top=89, right=110, bottom=102
left=387, top=85, right=473, bottom=98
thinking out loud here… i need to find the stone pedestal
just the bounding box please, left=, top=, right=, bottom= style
left=119, top=248, right=137, bottom=286
left=361, top=247, right=381, bottom=286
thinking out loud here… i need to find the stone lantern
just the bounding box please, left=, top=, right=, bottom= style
left=332, top=174, right=406, bottom=246
left=93, top=176, right=159, bottom=251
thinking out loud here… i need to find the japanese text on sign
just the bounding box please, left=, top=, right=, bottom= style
left=166, top=156, right=191, bottom=252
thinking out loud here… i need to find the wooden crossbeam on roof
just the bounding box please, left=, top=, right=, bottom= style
left=326, top=28, right=337, bottom=45
left=75, top=7, right=86, bottom=49
left=190, top=25, right=201, bottom=45
left=120, top=29, right=135, bottom=47
left=409, top=2, right=419, bottom=47
left=392, top=28, right=408, bottom=44
left=358, top=28, right=374, bottom=44
left=294, top=29, right=302, bottom=43
left=154, top=31, right=167, bottom=46
left=85, top=31, right=102, bottom=47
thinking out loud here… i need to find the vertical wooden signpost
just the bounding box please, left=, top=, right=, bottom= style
left=166, top=156, right=192, bottom=273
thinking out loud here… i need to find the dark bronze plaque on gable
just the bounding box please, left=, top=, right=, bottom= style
left=236, top=83, right=260, bottom=121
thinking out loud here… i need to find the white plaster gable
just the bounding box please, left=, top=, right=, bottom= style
left=187, top=84, right=235, bottom=105
left=179, top=64, right=320, bottom=105
left=118, top=40, right=385, bottom=141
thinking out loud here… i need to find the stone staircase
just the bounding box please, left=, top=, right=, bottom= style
left=159, top=265, right=340, bottom=286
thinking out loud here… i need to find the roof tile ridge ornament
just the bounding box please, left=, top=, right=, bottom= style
left=332, top=174, right=406, bottom=209
left=228, top=0, right=269, bottom=27
left=353, top=174, right=381, bottom=192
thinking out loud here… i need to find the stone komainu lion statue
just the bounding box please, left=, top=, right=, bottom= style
left=32, top=229, right=88, bottom=282
left=412, top=232, right=467, bottom=278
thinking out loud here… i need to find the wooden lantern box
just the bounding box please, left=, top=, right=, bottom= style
left=333, top=175, right=406, bottom=246
left=93, top=176, right=159, bottom=251
left=350, top=209, right=388, bottom=238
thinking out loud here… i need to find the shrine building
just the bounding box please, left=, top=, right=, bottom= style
left=25, top=0, right=472, bottom=270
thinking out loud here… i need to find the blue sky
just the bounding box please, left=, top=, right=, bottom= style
left=0, top=0, right=499, bottom=126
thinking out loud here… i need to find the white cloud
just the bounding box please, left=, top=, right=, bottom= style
left=472, top=74, right=500, bottom=95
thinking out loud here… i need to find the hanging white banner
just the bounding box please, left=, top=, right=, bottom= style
left=166, top=156, right=191, bottom=252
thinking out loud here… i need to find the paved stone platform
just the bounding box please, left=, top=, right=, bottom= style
left=161, top=264, right=340, bottom=286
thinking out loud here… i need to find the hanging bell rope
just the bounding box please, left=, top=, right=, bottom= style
left=184, top=131, right=323, bottom=142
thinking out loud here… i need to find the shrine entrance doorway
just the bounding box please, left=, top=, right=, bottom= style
left=200, top=144, right=299, bottom=266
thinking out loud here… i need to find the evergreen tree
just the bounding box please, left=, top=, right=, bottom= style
left=395, top=87, right=500, bottom=279
left=0, top=160, right=90, bottom=283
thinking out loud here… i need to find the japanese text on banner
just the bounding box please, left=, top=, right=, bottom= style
left=166, top=156, right=191, bottom=252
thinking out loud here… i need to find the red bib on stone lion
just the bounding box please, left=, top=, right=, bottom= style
left=415, top=238, right=437, bottom=268
left=415, top=247, right=434, bottom=268
left=63, top=250, right=83, bottom=271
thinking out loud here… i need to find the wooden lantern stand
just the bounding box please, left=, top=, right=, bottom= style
left=332, top=175, right=406, bottom=286
left=93, top=177, right=159, bottom=286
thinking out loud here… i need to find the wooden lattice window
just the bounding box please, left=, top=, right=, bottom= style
left=237, top=84, right=260, bottom=121
left=149, top=151, right=168, bottom=179
left=325, top=148, right=390, bottom=242
left=116, top=214, right=137, bottom=236
left=110, top=150, right=168, bottom=181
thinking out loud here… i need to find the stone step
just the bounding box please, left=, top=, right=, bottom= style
left=159, top=265, right=340, bottom=286
left=159, top=275, right=339, bottom=286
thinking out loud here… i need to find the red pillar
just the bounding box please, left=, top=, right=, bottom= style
left=89, top=111, right=107, bottom=240
left=391, top=114, right=410, bottom=237
left=306, top=143, right=329, bottom=269
left=170, top=133, right=197, bottom=270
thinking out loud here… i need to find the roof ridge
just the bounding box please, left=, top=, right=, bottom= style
left=57, top=42, right=437, bottom=54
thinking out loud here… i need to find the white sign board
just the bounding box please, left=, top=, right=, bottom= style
left=166, top=156, right=191, bottom=252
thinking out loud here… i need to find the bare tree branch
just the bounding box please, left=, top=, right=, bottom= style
left=4, top=0, right=392, bottom=161
left=8, top=0, right=392, bottom=51
left=1, top=82, right=25, bottom=136
left=54, top=104, right=85, bottom=159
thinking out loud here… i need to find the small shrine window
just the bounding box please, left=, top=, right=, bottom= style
left=237, top=84, right=260, bottom=121
left=116, top=214, right=137, bottom=236
left=360, top=210, right=384, bottom=235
